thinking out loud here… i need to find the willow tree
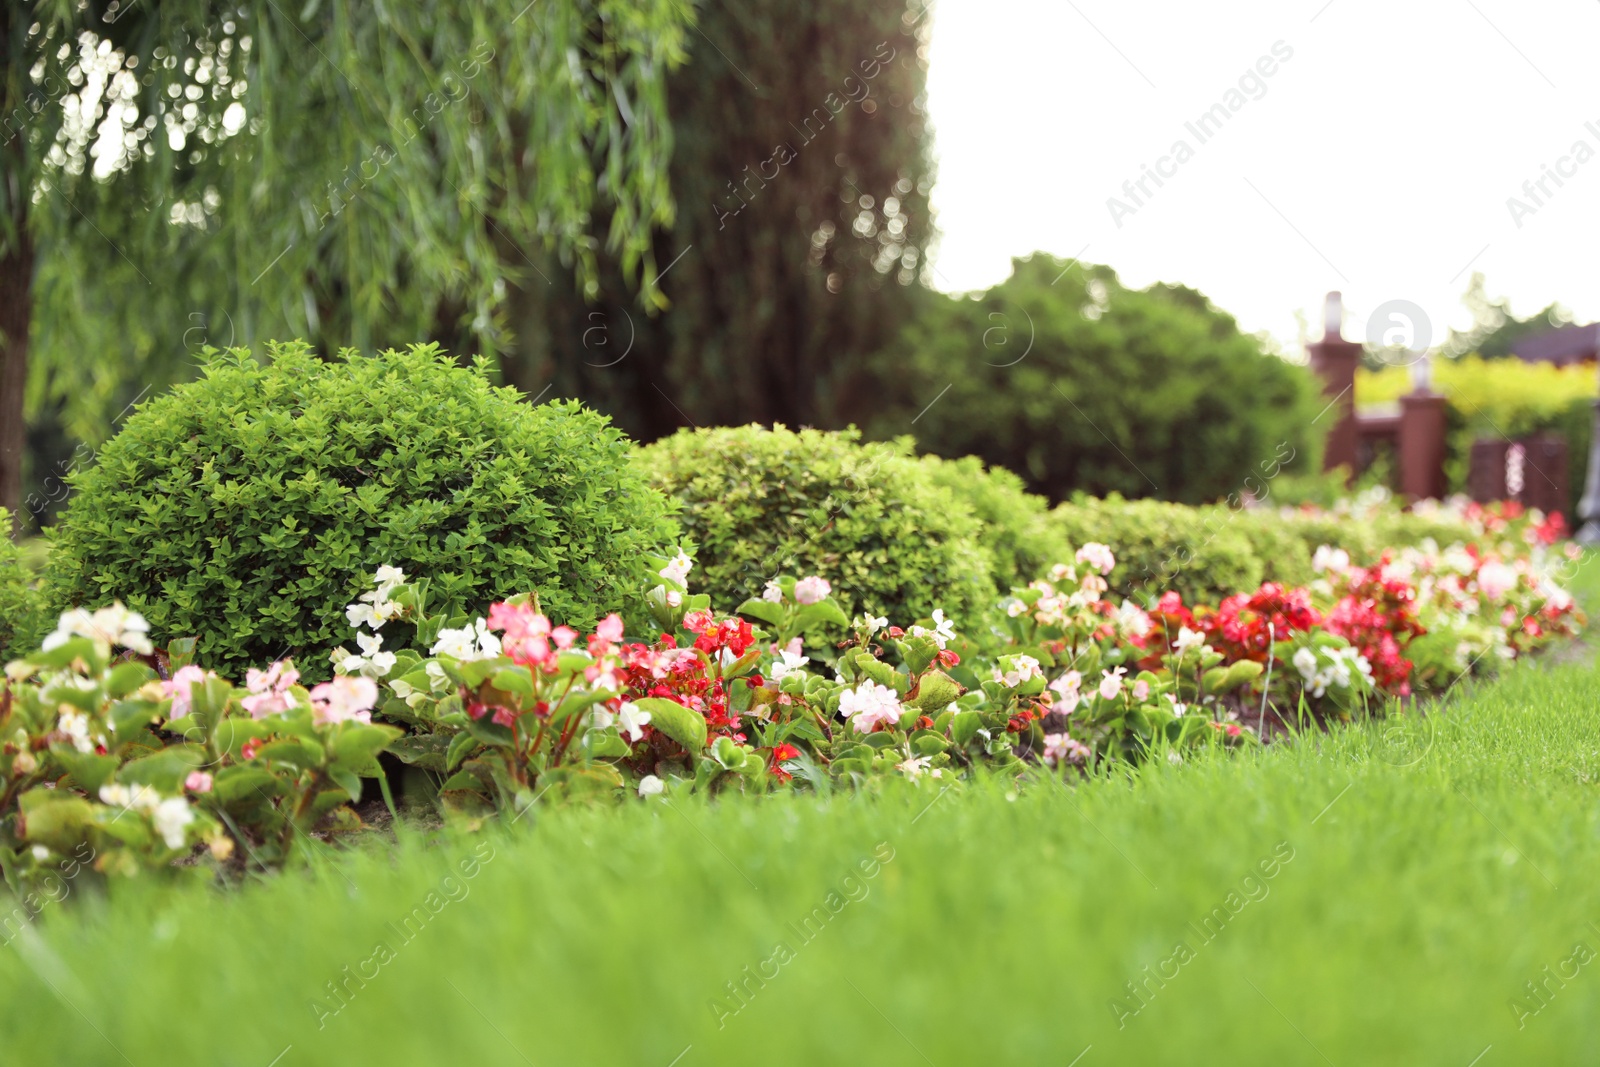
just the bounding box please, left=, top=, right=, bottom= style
left=1, top=0, right=693, bottom=524
left=498, top=0, right=936, bottom=440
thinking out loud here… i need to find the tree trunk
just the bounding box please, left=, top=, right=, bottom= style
left=0, top=231, right=30, bottom=535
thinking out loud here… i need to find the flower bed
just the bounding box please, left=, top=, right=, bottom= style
left=0, top=519, right=1582, bottom=890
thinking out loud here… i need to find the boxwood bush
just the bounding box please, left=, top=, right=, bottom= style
left=637, top=426, right=994, bottom=626
left=0, top=511, right=45, bottom=660
left=1046, top=497, right=1269, bottom=606
left=43, top=343, right=677, bottom=678
left=918, top=453, right=1070, bottom=591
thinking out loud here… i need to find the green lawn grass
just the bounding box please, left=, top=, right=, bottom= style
left=4, top=563, right=1599, bottom=1065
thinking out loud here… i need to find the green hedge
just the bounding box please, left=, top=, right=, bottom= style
left=43, top=343, right=677, bottom=678
left=917, top=453, right=1070, bottom=591
left=0, top=513, right=45, bottom=660
left=637, top=426, right=995, bottom=626
left=1046, top=497, right=1476, bottom=607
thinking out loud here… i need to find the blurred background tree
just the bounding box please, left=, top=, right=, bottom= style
left=852, top=254, right=1323, bottom=504
left=1442, top=272, right=1573, bottom=360
left=490, top=0, right=936, bottom=439
left=2, top=0, right=693, bottom=529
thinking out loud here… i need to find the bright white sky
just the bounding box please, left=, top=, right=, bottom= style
left=923, top=0, right=1600, bottom=354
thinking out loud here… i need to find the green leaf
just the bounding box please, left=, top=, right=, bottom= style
left=445, top=730, right=480, bottom=772
left=110, top=699, right=163, bottom=738
left=490, top=667, right=536, bottom=697
left=794, top=601, right=849, bottom=631
left=333, top=723, right=401, bottom=770
left=329, top=768, right=363, bottom=803
left=256, top=740, right=321, bottom=770
left=734, top=598, right=785, bottom=626
left=52, top=751, right=120, bottom=794
left=583, top=730, right=632, bottom=759
left=950, top=711, right=982, bottom=747
left=463, top=713, right=515, bottom=748
left=19, top=791, right=99, bottom=851
left=632, top=697, right=707, bottom=752
left=388, top=731, right=455, bottom=772
left=212, top=766, right=280, bottom=804
left=910, top=669, right=962, bottom=712
left=106, top=661, right=153, bottom=699
left=1220, top=660, right=1266, bottom=692
left=440, top=769, right=489, bottom=796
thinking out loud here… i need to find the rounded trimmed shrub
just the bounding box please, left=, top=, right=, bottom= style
left=1047, top=497, right=1267, bottom=607
left=637, top=426, right=994, bottom=626
left=0, top=512, right=46, bottom=659
left=918, top=453, right=1070, bottom=591
left=44, top=343, right=677, bottom=678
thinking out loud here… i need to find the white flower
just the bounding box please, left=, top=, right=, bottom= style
left=58, top=709, right=96, bottom=754
left=430, top=618, right=502, bottom=662
left=637, top=774, right=665, bottom=797
left=345, top=602, right=382, bottom=631
left=617, top=701, right=652, bottom=743
left=794, top=576, right=832, bottom=605
left=1311, top=545, right=1351, bottom=574
left=910, top=609, right=957, bottom=649
left=1292, top=647, right=1318, bottom=681
left=1165, top=694, right=1187, bottom=718
left=896, top=754, right=934, bottom=780
left=993, top=654, right=1043, bottom=688
left=659, top=551, right=693, bottom=587
left=1115, top=600, right=1151, bottom=639
left=769, top=649, right=810, bottom=683
left=838, top=681, right=903, bottom=734
left=1076, top=542, right=1115, bottom=576
left=42, top=603, right=154, bottom=656
left=99, top=782, right=160, bottom=814
left=152, top=796, right=194, bottom=849
left=339, top=631, right=397, bottom=678
left=373, top=565, right=407, bottom=589
left=762, top=580, right=785, bottom=603
left=861, top=613, right=888, bottom=635
left=1174, top=627, right=1206, bottom=654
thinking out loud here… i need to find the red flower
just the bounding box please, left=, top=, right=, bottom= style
left=768, top=743, right=802, bottom=782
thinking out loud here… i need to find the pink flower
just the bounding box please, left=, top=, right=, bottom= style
left=164, top=665, right=215, bottom=721
left=596, top=614, right=625, bottom=643
left=185, top=771, right=214, bottom=794
left=1097, top=667, right=1127, bottom=702
left=309, top=675, right=378, bottom=726
left=241, top=659, right=300, bottom=719
left=1048, top=670, right=1082, bottom=714
left=1476, top=561, right=1517, bottom=602
left=1076, top=542, right=1116, bottom=576
left=551, top=626, right=578, bottom=650
left=489, top=602, right=556, bottom=669
left=1131, top=680, right=1150, bottom=701
left=1042, top=733, right=1092, bottom=766
left=794, top=576, right=832, bottom=605
left=838, top=681, right=903, bottom=734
